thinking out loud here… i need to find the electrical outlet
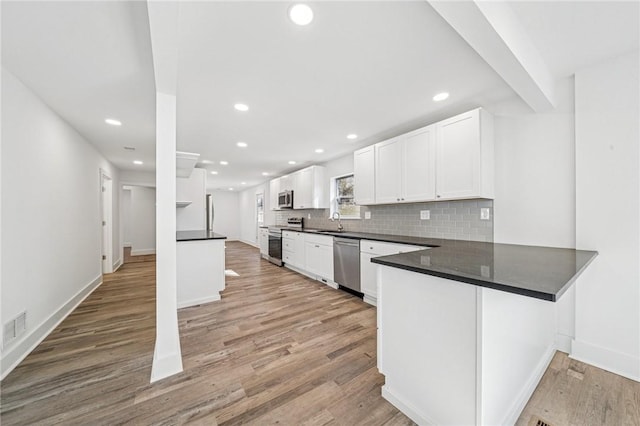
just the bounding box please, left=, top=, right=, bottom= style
left=364, top=211, right=371, bottom=219
left=420, top=210, right=430, bottom=220
left=307, top=213, right=311, bottom=219
left=481, top=208, right=490, bottom=220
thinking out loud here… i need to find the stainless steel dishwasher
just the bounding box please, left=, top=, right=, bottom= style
left=333, top=237, right=361, bottom=292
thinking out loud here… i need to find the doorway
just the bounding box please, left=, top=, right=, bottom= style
left=100, top=170, right=113, bottom=274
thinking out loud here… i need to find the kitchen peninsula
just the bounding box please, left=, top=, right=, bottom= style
left=371, top=241, right=597, bottom=426
left=176, top=230, right=226, bottom=309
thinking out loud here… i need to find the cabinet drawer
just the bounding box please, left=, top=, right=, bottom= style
left=283, top=251, right=294, bottom=263
left=305, top=233, right=334, bottom=246
left=360, top=239, right=425, bottom=256
left=283, top=238, right=295, bottom=251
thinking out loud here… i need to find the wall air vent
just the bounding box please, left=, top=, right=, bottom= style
left=3, top=311, right=27, bottom=348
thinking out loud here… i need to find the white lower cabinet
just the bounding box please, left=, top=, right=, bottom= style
left=283, top=232, right=334, bottom=285
left=259, top=228, right=269, bottom=258
left=360, top=240, right=425, bottom=306
left=282, top=230, right=305, bottom=268
left=304, top=234, right=334, bottom=281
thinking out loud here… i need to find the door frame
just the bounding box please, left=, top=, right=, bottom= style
left=100, top=169, right=113, bottom=273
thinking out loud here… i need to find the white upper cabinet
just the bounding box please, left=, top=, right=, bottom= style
left=435, top=108, right=494, bottom=200
left=375, top=137, right=403, bottom=203
left=293, top=165, right=326, bottom=209
left=374, top=126, right=435, bottom=204
left=354, top=108, right=493, bottom=205
left=269, top=177, right=280, bottom=211
left=402, top=126, right=436, bottom=202
left=353, top=145, right=375, bottom=205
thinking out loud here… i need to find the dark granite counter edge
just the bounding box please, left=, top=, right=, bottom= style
left=371, top=257, right=556, bottom=301
left=372, top=250, right=598, bottom=302
left=176, top=231, right=227, bottom=242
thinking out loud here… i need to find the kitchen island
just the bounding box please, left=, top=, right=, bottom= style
left=176, top=230, right=226, bottom=309
left=371, top=241, right=597, bottom=426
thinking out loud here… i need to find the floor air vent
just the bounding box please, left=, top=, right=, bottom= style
left=529, top=416, right=553, bottom=426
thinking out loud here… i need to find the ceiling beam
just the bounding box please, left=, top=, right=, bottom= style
left=428, top=0, right=556, bottom=112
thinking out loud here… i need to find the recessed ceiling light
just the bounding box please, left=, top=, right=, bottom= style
left=433, top=92, right=449, bottom=102
left=133, top=160, right=143, bottom=165
left=347, top=134, right=358, bottom=140
left=241, top=182, right=247, bottom=185
left=289, top=4, right=313, bottom=26
left=234, top=103, right=249, bottom=112
left=211, top=171, right=218, bottom=175
left=262, top=172, right=270, bottom=176
left=220, top=161, right=229, bottom=165
left=237, top=142, right=248, bottom=148
left=201, top=159, right=213, bottom=164
left=288, top=160, right=296, bottom=165
left=229, top=187, right=234, bottom=191
left=315, top=148, right=324, bottom=154
left=105, top=118, right=122, bottom=126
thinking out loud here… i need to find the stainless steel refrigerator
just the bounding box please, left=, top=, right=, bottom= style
left=206, top=194, right=214, bottom=230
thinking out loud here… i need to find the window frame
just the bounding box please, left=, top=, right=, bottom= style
left=329, top=173, right=361, bottom=220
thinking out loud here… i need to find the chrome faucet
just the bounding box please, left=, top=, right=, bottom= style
left=331, top=211, right=344, bottom=232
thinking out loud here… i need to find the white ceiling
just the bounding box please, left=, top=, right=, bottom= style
left=2, top=1, right=156, bottom=172
left=2, top=1, right=638, bottom=190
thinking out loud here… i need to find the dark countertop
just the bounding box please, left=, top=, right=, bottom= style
left=372, top=240, right=597, bottom=302
left=176, top=230, right=227, bottom=242
left=269, top=227, right=596, bottom=302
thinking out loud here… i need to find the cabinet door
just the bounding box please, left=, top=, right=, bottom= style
left=402, top=126, right=436, bottom=202
left=436, top=110, right=480, bottom=200
left=354, top=146, right=376, bottom=205
left=294, top=233, right=306, bottom=266
left=360, top=252, right=377, bottom=302
left=305, top=242, right=333, bottom=280
left=375, top=138, right=402, bottom=204
left=259, top=229, right=269, bottom=255
left=269, top=178, right=280, bottom=211
left=293, top=168, right=313, bottom=209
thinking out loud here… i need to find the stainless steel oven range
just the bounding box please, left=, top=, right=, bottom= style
left=267, top=227, right=283, bottom=266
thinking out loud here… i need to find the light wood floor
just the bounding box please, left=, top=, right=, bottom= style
left=1, top=241, right=638, bottom=425
left=0, top=241, right=413, bottom=425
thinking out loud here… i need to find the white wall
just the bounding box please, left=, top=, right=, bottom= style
left=176, top=168, right=206, bottom=231
left=238, top=186, right=261, bottom=245
left=120, top=170, right=155, bottom=187
left=491, top=78, right=577, bottom=352
left=572, top=51, right=639, bottom=381
left=1, top=68, right=120, bottom=378
left=210, top=190, right=240, bottom=240
left=130, top=186, right=156, bottom=255
left=122, top=188, right=132, bottom=246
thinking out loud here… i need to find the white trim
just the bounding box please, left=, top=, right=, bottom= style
left=363, top=294, right=377, bottom=306
left=112, top=258, right=123, bottom=272
left=329, top=172, right=361, bottom=220
left=555, top=333, right=572, bottom=354
left=177, top=294, right=221, bottom=309
left=284, top=264, right=337, bottom=289
left=150, top=349, right=183, bottom=383
left=571, top=339, right=640, bottom=382
left=131, top=248, right=156, bottom=256
left=499, top=344, right=556, bottom=426
left=382, top=385, right=437, bottom=425
left=124, top=242, right=132, bottom=248
left=239, top=239, right=259, bottom=248
left=1, top=274, right=102, bottom=380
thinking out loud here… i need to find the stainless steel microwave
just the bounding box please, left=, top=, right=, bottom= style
left=278, top=190, right=293, bottom=209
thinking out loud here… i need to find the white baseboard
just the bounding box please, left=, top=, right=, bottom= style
left=112, top=258, right=123, bottom=272
left=239, top=239, right=258, bottom=248
left=382, top=385, right=437, bottom=425
left=571, top=339, right=640, bottom=382
left=150, top=348, right=183, bottom=383
left=1, top=274, right=102, bottom=380
left=131, top=248, right=156, bottom=256
left=177, top=293, right=221, bottom=309
left=555, top=333, right=572, bottom=354
left=284, top=264, right=336, bottom=288
left=363, top=294, right=378, bottom=306
left=501, top=344, right=556, bottom=426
